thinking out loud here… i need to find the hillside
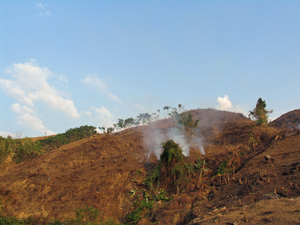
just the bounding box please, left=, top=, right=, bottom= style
left=271, top=109, right=300, bottom=130
left=0, top=109, right=300, bottom=224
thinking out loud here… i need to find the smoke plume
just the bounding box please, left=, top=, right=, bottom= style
left=142, top=114, right=205, bottom=160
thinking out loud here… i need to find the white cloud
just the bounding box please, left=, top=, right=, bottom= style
left=58, top=75, right=67, bottom=82
left=1, top=60, right=79, bottom=118
left=10, top=103, right=34, bottom=114
left=81, top=109, right=114, bottom=128
left=81, top=111, right=92, bottom=118
left=217, top=95, right=232, bottom=110
left=135, top=104, right=148, bottom=111
left=90, top=106, right=114, bottom=127
left=36, top=3, right=44, bottom=9
left=92, top=106, right=113, bottom=118
left=38, top=11, right=51, bottom=17
left=0, top=79, right=34, bottom=106
left=0, top=131, right=11, bottom=138
left=82, top=75, right=122, bottom=102
left=36, top=3, right=51, bottom=17
left=16, top=113, right=55, bottom=134
left=217, top=95, right=248, bottom=115
left=45, top=130, right=56, bottom=136
left=15, top=114, right=56, bottom=135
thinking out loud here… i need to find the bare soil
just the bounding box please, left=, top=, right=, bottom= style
left=0, top=109, right=300, bottom=224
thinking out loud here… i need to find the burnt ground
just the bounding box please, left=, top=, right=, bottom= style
left=0, top=109, right=300, bottom=224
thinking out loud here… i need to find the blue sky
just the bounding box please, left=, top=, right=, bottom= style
left=0, top=1, right=299, bottom=137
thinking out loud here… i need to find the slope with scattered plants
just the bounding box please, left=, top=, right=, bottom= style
left=0, top=105, right=300, bottom=224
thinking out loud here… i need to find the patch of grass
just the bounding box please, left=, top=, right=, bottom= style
left=0, top=136, right=12, bottom=165
left=127, top=140, right=211, bottom=224
left=125, top=195, right=155, bottom=225
left=72, top=205, right=100, bottom=224
left=0, top=137, right=43, bottom=165
left=136, top=169, right=142, bottom=176
left=12, top=138, right=43, bottom=164
left=216, top=160, right=232, bottom=175
left=38, top=125, right=97, bottom=152
left=248, top=133, right=260, bottom=151
left=0, top=206, right=119, bottom=225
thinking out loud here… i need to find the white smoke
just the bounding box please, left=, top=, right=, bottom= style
left=167, top=127, right=190, bottom=157
left=143, top=129, right=166, bottom=160
left=191, top=135, right=205, bottom=155
left=142, top=115, right=205, bottom=160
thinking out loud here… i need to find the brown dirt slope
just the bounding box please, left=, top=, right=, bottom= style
left=187, top=130, right=300, bottom=225
left=0, top=109, right=300, bottom=224
left=271, top=109, right=300, bottom=130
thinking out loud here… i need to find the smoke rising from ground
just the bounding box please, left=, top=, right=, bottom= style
left=143, top=128, right=166, bottom=160
left=142, top=114, right=205, bottom=160
left=167, top=127, right=190, bottom=156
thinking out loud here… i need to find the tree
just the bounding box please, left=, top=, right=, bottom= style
left=145, top=140, right=194, bottom=193
left=177, top=112, right=199, bottom=143
left=136, top=113, right=152, bottom=124
left=249, top=98, right=273, bottom=125
left=99, top=126, right=105, bottom=133
left=107, top=127, right=114, bottom=134
left=117, top=119, right=125, bottom=129
left=124, top=117, right=134, bottom=128
left=168, top=107, right=178, bottom=117
left=163, top=106, right=171, bottom=116
left=178, top=104, right=182, bottom=113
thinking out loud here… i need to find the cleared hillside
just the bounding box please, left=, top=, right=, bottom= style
left=0, top=109, right=299, bottom=224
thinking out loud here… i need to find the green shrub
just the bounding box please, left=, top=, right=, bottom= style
left=38, top=125, right=97, bottom=152
left=12, top=138, right=43, bottom=164
left=71, top=205, right=100, bottom=224
left=145, top=140, right=196, bottom=193
left=249, top=98, right=273, bottom=125
left=216, top=160, right=232, bottom=175
left=125, top=196, right=155, bottom=225
left=0, top=136, right=12, bottom=165
left=0, top=137, right=43, bottom=165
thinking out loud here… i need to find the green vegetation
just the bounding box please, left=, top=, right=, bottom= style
left=125, top=196, right=154, bottom=224
left=71, top=205, right=100, bottom=224
left=176, top=111, right=199, bottom=143
left=216, top=160, right=231, bottom=175
left=0, top=206, right=119, bottom=225
left=145, top=140, right=208, bottom=193
left=13, top=138, right=43, bottom=164
left=125, top=188, right=169, bottom=225
left=126, top=140, right=210, bottom=224
left=249, top=98, right=273, bottom=125
left=38, top=125, right=97, bottom=152
left=144, top=140, right=190, bottom=192
left=69, top=205, right=119, bottom=225
left=0, top=125, right=97, bottom=166
left=103, top=113, right=155, bottom=133
left=0, top=216, right=41, bottom=225
left=0, top=137, right=43, bottom=165
left=248, top=133, right=260, bottom=150
left=0, top=136, right=12, bottom=165
left=103, top=104, right=197, bottom=134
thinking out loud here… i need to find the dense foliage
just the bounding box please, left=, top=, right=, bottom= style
left=38, top=125, right=97, bottom=152
left=144, top=140, right=203, bottom=193
left=0, top=136, right=12, bottom=165
left=0, top=125, right=97, bottom=165
left=249, top=98, right=273, bottom=125
left=0, top=137, right=43, bottom=165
